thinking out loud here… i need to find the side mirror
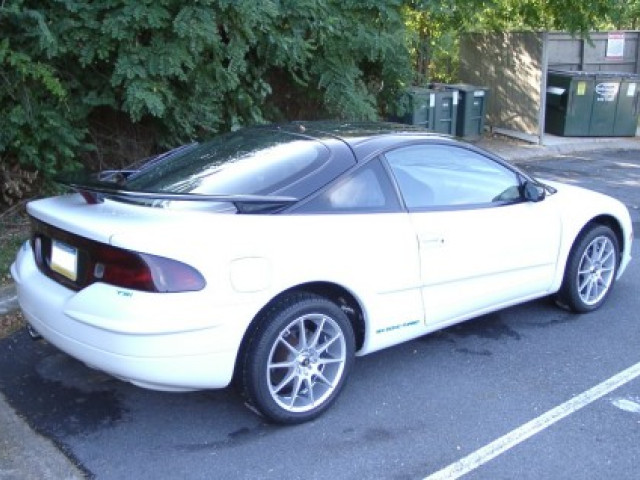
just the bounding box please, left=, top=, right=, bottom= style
left=523, top=181, right=545, bottom=202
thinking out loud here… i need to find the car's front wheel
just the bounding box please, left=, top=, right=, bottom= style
left=557, top=224, right=619, bottom=313
left=239, top=293, right=355, bottom=424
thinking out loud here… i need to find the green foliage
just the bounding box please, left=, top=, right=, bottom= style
left=0, top=5, right=87, bottom=183
left=405, top=0, right=640, bottom=85
left=0, top=222, right=28, bottom=286
left=460, top=0, right=616, bottom=32
left=0, top=0, right=411, bottom=194
left=6, top=0, right=636, bottom=198
left=606, top=0, right=640, bottom=29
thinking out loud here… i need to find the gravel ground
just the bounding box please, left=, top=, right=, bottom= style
left=0, top=284, right=22, bottom=340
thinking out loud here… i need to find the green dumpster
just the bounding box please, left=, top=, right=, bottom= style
left=590, top=72, right=623, bottom=136
left=545, top=70, right=638, bottom=137
left=429, top=89, right=458, bottom=135
left=545, top=70, right=595, bottom=136
left=443, top=84, right=489, bottom=138
left=393, top=87, right=431, bottom=128
left=613, top=73, right=640, bottom=136
left=392, top=87, right=458, bottom=135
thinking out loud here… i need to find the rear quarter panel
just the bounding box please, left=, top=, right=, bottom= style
left=110, top=212, right=426, bottom=352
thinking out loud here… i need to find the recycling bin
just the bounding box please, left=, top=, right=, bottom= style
left=441, top=83, right=490, bottom=138
left=392, top=87, right=458, bottom=135
left=392, top=87, right=431, bottom=127
left=428, top=89, right=458, bottom=135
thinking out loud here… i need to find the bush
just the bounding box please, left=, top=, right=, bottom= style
left=0, top=0, right=411, bottom=202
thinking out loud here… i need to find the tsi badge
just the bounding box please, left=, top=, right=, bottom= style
left=595, top=83, right=619, bottom=102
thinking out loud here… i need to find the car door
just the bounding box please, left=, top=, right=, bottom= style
left=293, top=158, right=425, bottom=350
left=384, top=143, right=562, bottom=327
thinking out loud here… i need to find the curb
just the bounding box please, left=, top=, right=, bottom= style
left=476, top=135, right=640, bottom=162
left=1, top=292, right=84, bottom=478
left=0, top=284, right=18, bottom=315
left=0, top=392, right=84, bottom=479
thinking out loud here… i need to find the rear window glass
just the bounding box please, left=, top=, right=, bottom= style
left=125, top=129, right=330, bottom=196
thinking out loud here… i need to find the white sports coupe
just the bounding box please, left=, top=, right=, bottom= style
left=11, top=122, right=633, bottom=424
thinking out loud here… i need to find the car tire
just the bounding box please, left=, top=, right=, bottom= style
left=239, top=293, right=355, bottom=424
left=557, top=224, right=619, bottom=313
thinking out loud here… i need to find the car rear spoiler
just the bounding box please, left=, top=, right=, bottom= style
left=56, top=178, right=298, bottom=214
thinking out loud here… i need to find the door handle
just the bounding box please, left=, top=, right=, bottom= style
left=418, top=233, right=445, bottom=246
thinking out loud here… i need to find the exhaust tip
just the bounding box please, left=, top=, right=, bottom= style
left=26, top=323, right=42, bottom=340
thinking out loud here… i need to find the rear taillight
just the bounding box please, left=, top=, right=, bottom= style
left=91, top=244, right=154, bottom=290
left=88, top=243, right=206, bottom=292
left=89, top=245, right=206, bottom=293
left=139, top=254, right=207, bottom=293
left=31, top=218, right=206, bottom=293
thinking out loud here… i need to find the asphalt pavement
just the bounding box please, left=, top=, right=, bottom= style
left=0, top=132, right=639, bottom=479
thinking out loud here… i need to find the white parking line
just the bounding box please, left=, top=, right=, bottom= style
left=612, top=396, right=640, bottom=414
left=424, top=361, right=640, bottom=480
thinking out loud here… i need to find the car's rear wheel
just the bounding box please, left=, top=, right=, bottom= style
left=239, top=293, right=355, bottom=424
left=557, top=224, right=619, bottom=313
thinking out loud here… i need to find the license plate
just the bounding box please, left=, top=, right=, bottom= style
left=50, top=240, right=78, bottom=281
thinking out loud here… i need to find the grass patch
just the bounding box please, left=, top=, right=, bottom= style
left=0, top=204, right=29, bottom=337
left=0, top=203, right=30, bottom=282
left=0, top=216, right=29, bottom=286
left=0, top=229, right=28, bottom=285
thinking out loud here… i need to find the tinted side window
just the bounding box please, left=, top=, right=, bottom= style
left=297, top=159, right=401, bottom=213
left=384, top=145, right=521, bottom=209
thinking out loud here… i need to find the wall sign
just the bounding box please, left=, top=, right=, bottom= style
left=606, top=32, right=625, bottom=59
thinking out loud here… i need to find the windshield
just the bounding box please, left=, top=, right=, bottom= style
left=125, top=129, right=330, bottom=196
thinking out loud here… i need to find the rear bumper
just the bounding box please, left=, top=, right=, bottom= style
left=10, top=243, right=250, bottom=391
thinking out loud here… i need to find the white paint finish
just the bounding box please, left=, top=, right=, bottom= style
left=252, top=213, right=426, bottom=353
left=611, top=397, right=640, bottom=414
left=229, top=257, right=271, bottom=292
left=424, top=361, right=640, bottom=480
left=543, top=180, right=635, bottom=283
left=414, top=201, right=561, bottom=325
